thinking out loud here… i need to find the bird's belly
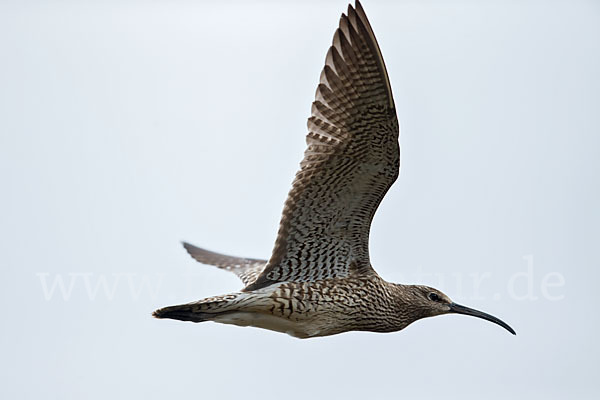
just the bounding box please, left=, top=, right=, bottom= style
left=212, top=311, right=321, bottom=339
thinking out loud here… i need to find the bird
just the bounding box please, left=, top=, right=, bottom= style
left=152, top=0, right=516, bottom=339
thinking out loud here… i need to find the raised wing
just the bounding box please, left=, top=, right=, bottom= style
left=245, top=1, right=399, bottom=291
left=183, top=242, right=267, bottom=287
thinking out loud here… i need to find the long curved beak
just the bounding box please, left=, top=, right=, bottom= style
left=449, top=303, right=516, bottom=335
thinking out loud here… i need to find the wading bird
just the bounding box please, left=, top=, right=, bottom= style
left=153, top=1, right=516, bottom=338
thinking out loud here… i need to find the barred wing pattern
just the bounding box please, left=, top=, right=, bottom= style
left=245, top=1, right=399, bottom=291
left=183, top=242, right=267, bottom=287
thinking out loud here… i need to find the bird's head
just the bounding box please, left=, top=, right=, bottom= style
left=401, top=285, right=515, bottom=335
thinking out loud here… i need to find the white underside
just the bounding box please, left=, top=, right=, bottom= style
left=212, top=312, right=320, bottom=339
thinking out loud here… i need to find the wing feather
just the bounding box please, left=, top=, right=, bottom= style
left=182, top=242, right=267, bottom=287
left=245, top=1, right=399, bottom=291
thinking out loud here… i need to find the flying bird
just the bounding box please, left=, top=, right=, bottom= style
left=153, top=1, right=515, bottom=338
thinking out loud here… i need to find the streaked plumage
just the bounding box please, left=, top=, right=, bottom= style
left=153, top=1, right=515, bottom=338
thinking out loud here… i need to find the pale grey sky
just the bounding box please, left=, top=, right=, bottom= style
left=1, top=0, right=599, bottom=399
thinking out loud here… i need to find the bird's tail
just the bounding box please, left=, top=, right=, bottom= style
left=152, top=292, right=250, bottom=323
left=152, top=303, right=210, bottom=323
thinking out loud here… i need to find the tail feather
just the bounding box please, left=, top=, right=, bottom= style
left=153, top=292, right=248, bottom=323
left=152, top=304, right=209, bottom=323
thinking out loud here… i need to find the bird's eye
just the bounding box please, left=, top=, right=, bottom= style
left=428, top=293, right=440, bottom=302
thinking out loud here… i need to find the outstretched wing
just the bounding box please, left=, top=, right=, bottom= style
left=183, top=242, right=267, bottom=287
left=245, top=1, right=399, bottom=291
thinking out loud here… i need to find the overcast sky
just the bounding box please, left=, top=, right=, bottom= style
left=1, top=0, right=599, bottom=399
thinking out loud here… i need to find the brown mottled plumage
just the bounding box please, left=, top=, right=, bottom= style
left=153, top=1, right=515, bottom=338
